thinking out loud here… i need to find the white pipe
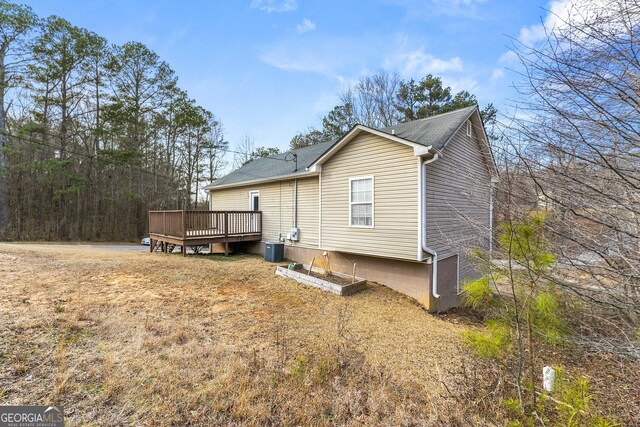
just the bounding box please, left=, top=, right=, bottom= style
left=543, top=366, right=556, bottom=392
left=421, top=153, right=440, bottom=299
left=318, top=171, right=322, bottom=247
left=294, top=179, right=298, bottom=228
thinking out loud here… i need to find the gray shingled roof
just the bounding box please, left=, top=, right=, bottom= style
left=205, top=139, right=336, bottom=188
left=206, top=105, right=476, bottom=188
left=379, top=105, right=476, bottom=150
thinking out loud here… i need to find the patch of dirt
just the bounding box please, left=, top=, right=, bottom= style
left=291, top=266, right=359, bottom=286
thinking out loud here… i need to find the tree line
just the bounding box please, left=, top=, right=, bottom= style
left=289, top=72, right=497, bottom=149
left=234, top=72, right=497, bottom=164
left=0, top=1, right=228, bottom=241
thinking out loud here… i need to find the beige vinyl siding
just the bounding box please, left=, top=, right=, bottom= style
left=209, top=177, right=319, bottom=249
left=321, top=132, right=419, bottom=260
left=294, top=178, right=319, bottom=247
left=425, top=123, right=492, bottom=283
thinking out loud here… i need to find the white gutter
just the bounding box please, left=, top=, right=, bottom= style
left=205, top=171, right=318, bottom=191
left=421, top=153, right=440, bottom=299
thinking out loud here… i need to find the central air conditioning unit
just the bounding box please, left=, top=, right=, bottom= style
left=264, top=242, right=284, bottom=262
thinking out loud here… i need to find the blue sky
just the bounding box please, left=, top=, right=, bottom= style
left=26, top=0, right=559, bottom=154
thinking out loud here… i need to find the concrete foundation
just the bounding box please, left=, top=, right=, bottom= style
left=242, top=242, right=441, bottom=311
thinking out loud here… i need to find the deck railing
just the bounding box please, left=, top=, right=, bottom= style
left=148, top=210, right=262, bottom=239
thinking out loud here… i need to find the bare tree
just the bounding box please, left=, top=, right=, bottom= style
left=339, top=70, right=401, bottom=128
left=205, top=115, right=227, bottom=183
left=232, top=134, right=255, bottom=169
left=503, top=0, right=640, bottom=324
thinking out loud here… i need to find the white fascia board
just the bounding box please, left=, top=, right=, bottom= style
left=440, top=107, right=499, bottom=180
left=471, top=111, right=500, bottom=180
left=310, top=125, right=434, bottom=168
left=439, top=108, right=477, bottom=151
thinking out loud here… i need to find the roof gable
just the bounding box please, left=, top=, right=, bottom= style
left=380, top=105, right=476, bottom=151
left=207, top=105, right=496, bottom=189
left=307, top=125, right=433, bottom=171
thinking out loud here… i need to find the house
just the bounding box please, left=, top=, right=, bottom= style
left=204, top=106, right=498, bottom=312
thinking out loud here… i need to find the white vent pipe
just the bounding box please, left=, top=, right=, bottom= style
left=543, top=366, right=555, bottom=392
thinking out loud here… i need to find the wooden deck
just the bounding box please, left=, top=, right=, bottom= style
left=148, top=210, right=262, bottom=256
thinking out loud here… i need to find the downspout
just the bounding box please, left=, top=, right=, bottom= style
left=421, top=153, right=440, bottom=299
left=294, top=179, right=298, bottom=228
left=318, top=170, right=322, bottom=247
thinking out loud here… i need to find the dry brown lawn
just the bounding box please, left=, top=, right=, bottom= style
left=0, top=243, right=481, bottom=426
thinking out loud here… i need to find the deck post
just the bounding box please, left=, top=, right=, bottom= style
left=149, top=239, right=153, bottom=253
left=182, top=210, right=187, bottom=257
left=182, top=210, right=186, bottom=239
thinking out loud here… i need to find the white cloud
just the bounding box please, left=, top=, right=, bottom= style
left=260, top=47, right=332, bottom=74
left=258, top=36, right=380, bottom=78
left=515, top=0, right=571, bottom=47
left=259, top=33, right=475, bottom=97
left=498, top=0, right=614, bottom=67
left=517, top=22, right=547, bottom=47
left=515, top=0, right=614, bottom=48
left=498, top=50, right=518, bottom=64
left=296, top=18, right=316, bottom=34
left=250, top=0, right=297, bottom=13
left=446, top=76, right=479, bottom=94
left=495, top=0, right=574, bottom=67
left=259, top=48, right=333, bottom=74
left=491, top=68, right=505, bottom=81
left=392, top=47, right=463, bottom=77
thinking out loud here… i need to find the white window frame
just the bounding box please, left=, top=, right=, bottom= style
left=348, top=176, right=374, bottom=228
left=249, top=190, right=260, bottom=211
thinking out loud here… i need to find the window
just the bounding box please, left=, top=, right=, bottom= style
left=349, top=177, right=374, bottom=227
left=249, top=191, right=260, bottom=230
left=249, top=191, right=259, bottom=211
left=466, top=120, right=473, bottom=137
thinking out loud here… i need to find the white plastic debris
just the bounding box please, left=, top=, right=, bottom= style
left=543, top=366, right=555, bottom=392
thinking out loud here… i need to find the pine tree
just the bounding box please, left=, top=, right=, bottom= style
left=463, top=211, right=563, bottom=412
